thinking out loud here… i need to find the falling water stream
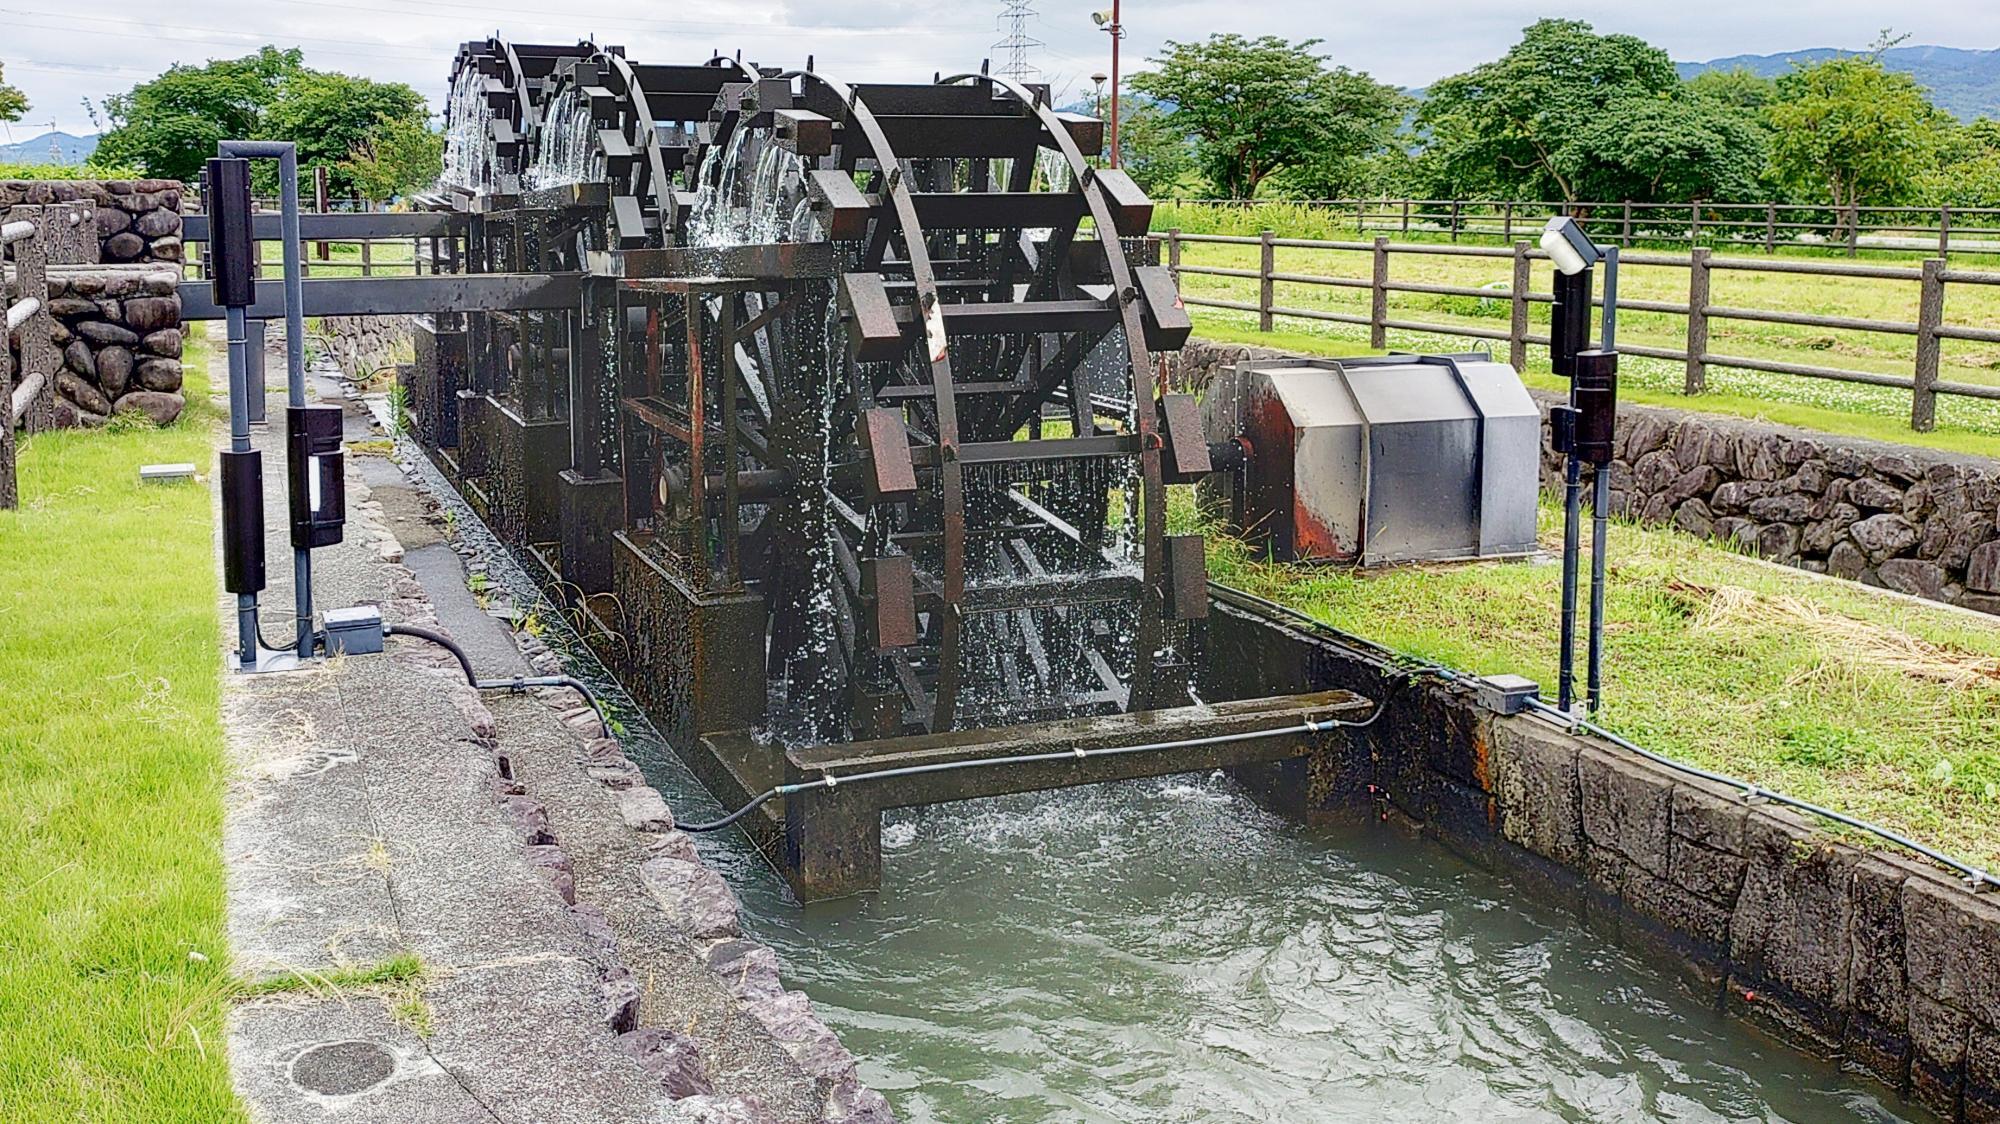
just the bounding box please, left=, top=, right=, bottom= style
left=414, top=114, right=1933, bottom=1121
left=408, top=446, right=1926, bottom=1124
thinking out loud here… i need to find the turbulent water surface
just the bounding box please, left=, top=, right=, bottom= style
left=422, top=454, right=1925, bottom=1124
left=712, top=777, right=1924, bottom=1123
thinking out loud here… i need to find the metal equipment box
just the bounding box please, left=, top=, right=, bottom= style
left=1217, top=353, right=1539, bottom=566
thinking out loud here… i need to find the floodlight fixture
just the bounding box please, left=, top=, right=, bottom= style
left=1540, top=216, right=1603, bottom=277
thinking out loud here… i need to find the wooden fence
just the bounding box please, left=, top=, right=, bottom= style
left=1168, top=198, right=2000, bottom=259
left=1155, top=229, right=2000, bottom=433
left=1, top=213, right=54, bottom=509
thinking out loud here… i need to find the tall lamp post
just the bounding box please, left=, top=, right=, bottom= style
left=1090, top=72, right=1108, bottom=164
left=1091, top=4, right=1123, bottom=167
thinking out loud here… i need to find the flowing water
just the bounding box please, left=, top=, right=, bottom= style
left=405, top=448, right=1930, bottom=1124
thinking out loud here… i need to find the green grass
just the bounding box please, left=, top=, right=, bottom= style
left=1191, top=317, right=2000, bottom=461
left=1182, top=495, right=2000, bottom=871
left=1165, top=230, right=2000, bottom=455
left=0, top=328, right=242, bottom=1122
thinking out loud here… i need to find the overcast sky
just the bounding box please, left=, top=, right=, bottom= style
left=3, top=0, right=1997, bottom=141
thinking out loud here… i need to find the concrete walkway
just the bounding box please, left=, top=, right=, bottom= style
left=216, top=352, right=888, bottom=1123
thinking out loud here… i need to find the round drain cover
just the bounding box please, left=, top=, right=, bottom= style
left=290, top=1039, right=396, bottom=1097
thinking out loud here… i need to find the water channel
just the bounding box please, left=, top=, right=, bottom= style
left=412, top=446, right=1927, bottom=1124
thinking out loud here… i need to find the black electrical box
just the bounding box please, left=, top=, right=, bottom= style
left=220, top=449, right=265, bottom=594
left=1571, top=349, right=1620, bottom=466
left=287, top=406, right=346, bottom=549
left=203, top=156, right=257, bottom=309
left=1550, top=267, right=1592, bottom=379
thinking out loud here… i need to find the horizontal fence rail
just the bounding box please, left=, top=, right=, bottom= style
left=1166, top=198, right=2000, bottom=259
left=1155, top=227, right=2000, bottom=432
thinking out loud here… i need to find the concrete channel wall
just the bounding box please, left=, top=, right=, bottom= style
left=1173, top=339, right=2000, bottom=618
left=1201, top=599, right=2000, bottom=1122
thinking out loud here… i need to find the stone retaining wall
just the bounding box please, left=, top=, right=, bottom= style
left=0, top=179, right=184, bottom=266
left=1204, top=601, right=2000, bottom=1121
left=44, top=265, right=185, bottom=427
left=1173, top=339, right=2000, bottom=615
left=322, top=315, right=413, bottom=380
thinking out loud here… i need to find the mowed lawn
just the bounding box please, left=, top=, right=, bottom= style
left=0, top=327, right=241, bottom=1121
left=1155, top=201, right=2000, bottom=453
left=1185, top=496, right=2000, bottom=873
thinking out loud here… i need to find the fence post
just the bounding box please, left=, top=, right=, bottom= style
left=18, top=222, right=50, bottom=434
left=1400, top=200, right=1410, bottom=235
left=314, top=165, right=330, bottom=262
left=1369, top=235, right=1389, bottom=350
left=1258, top=228, right=1275, bottom=333
left=1846, top=205, right=1860, bottom=257
left=1939, top=206, right=1952, bottom=259
left=1685, top=247, right=1711, bottom=394
left=1166, top=228, right=1181, bottom=279
left=1689, top=202, right=1701, bottom=248
left=1509, top=240, right=1531, bottom=373
left=0, top=233, right=14, bottom=511
left=1502, top=201, right=1514, bottom=243
left=1765, top=202, right=1777, bottom=254
left=1449, top=200, right=1462, bottom=242
left=361, top=240, right=374, bottom=277
left=1912, top=257, right=1945, bottom=431
left=1621, top=201, right=1633, bottom=246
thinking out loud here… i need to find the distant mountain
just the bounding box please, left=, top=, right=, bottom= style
left=0, top=131, right=100, bottom=166
left=1678, top=46, right=2000, bottom=121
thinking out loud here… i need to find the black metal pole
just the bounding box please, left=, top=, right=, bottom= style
left=1586, top=467, right=1608, bottom=711
left=1559, top=453, right=1582, bottom=711
left=1586, top=249, right=1619, bottom=713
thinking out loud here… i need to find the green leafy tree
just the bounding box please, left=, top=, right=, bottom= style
left=1920, top=119, right=2000, bottom=209
left=1569, top=92, right=1768, bottom=201
left=0, top=61, right=28, bottom=124
left=1129, top=34, right=1406, bottom=199
left=92, top=46, right=305, bottom=182
left=342, top=113, right=445, bottom=203
left=1415, top=19, right=1763, bottom=205
left=1114, top=97, right=1197, bottom=195
left=1766, top=52, right=1951, bottom=216
left=262, top=70, right=428, bottom=199
left=1685, top=67, right=1776, bottom=114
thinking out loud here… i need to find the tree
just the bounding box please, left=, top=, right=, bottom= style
left=0, top=61, right=27, bottom=124
left=343, top=113, right=445, bottom=203
left=1414, top=19, right=1767, bottom=205
left=92, top=47, right=305, bottom=182
left=1114, top=97, right=1197, bottom=195
left=1129, top=35, right=1406, bottom=199
left=89, top=48, right=431, bottom=197
left=1568, top=92, right=1768, bottom=202
left=261, top=70, right=428, bottom=199
left=1920, top=119, right=2000, bottom=209
left=1766, top=52, right=1951, bottom=217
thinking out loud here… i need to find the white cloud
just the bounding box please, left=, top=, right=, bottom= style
left=2, top=0, right=1995, bottom=140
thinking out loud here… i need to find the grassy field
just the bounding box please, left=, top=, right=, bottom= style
left=1156, top=205, right=2000, bottom=455
left=1180, top=495, right=2000, bottom=872
left=0, top=328, right=242, bottom=1122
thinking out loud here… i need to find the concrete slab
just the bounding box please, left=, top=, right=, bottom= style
left=219, top=356, right=883, bottom=1123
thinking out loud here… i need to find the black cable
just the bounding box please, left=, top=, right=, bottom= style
left=380, top=622, right=615, bottom=738
left=382, top=622, right=477, bottom=685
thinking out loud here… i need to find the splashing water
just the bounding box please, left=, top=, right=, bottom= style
left=526, top=86, right=603, bottom=190
left=440, top=65, right=497, bottom=195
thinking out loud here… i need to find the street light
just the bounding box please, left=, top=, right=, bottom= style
left=1091, top=4, right=1122, bottom=168
left=1539, top=215, right=1621, bottom=717
left=1090, top=72, right=1108, bottom=162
